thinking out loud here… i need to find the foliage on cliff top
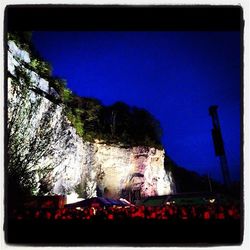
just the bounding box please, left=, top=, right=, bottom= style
left=8, top=32, right=52, bottom=77
left=65, top=95, right=163, bottom=148
left=8, top=32, right=163, bottom=149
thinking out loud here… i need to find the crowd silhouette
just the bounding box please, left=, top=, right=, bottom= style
left=10, top=202, right=240, bottom=222
left=7, top=200, right=242, bottom=245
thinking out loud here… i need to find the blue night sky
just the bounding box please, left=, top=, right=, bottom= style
left=32, top=31, right=241, bottom=183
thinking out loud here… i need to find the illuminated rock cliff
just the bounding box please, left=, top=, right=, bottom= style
left=7, top=38, right=176, bottom=201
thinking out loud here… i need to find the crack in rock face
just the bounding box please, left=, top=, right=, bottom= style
left=7, top=39, right=176, bottom=201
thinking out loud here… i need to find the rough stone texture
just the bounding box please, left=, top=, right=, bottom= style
left=7, top=40, right=176, bottom=200
left=93, top=144, right=176, bottom=200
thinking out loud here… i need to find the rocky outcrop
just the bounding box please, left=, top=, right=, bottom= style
left=7, top=39, right=176, bottom=201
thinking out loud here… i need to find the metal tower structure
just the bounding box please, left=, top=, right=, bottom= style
left=209, top=105, right=231, bottom=188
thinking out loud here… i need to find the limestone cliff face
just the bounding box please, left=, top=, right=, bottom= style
left=7, top=39, right=176, bottom=200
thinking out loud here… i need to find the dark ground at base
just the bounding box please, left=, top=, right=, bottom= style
left=5, top=219, right=242, bottom=246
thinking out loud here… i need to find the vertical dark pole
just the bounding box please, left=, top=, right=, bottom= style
left=209, top=105, right=231, bottom=189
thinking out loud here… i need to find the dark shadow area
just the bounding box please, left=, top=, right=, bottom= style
left=6, top=219, right=241, bottom=246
